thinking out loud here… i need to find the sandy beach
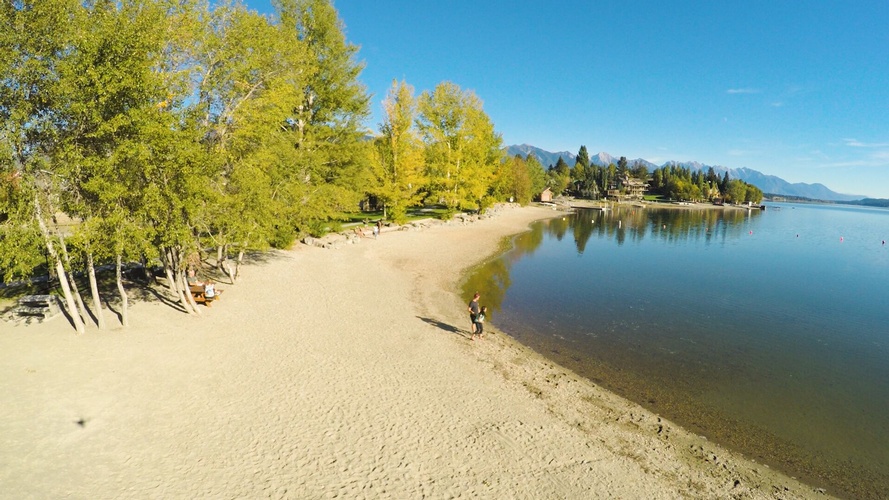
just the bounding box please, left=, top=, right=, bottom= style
left=0, top=205, right=828, bottom=498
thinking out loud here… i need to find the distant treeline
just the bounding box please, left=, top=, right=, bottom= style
left=764, top=194, right=889, bottom=208
left=845, top=198, right=889, bottom=208
left=544, top=146, right=762, bottom=204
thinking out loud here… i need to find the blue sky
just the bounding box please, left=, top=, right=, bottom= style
left=244, top=1, right=889, bottom=198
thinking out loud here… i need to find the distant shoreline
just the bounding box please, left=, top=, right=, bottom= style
left=564, top=198, right=761, bottom=211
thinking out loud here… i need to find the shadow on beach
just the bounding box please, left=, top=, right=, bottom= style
left=417, top=316, right=470, bottom=339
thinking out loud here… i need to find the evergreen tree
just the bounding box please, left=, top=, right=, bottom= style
left=720, top=171, right=730, bottom=193
left=575, top=145, right=591, bottom=169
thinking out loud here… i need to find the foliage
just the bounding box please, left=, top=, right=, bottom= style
left=648, top=164, right=762, bottom=203
left=416, top=82, right=502, bottom=211
left=371, top=80, right=425, bottom=224
left=546, top=156, right=572, bottom=195
left=0, top=0, right=527, bottom=328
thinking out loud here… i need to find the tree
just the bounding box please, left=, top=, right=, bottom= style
left=630, top=161, right=648, bottom=181
left=491, top=154, right=533, bottom=205
left=1, top=0, right=89, bottom=333
left=416, top=81, right=502, bottom=211
left=745, top=183, right=763, bottom=203
left=371, top=80, right=425, bottom=223
left=187, top=1, right=314, bottom=278
left=553, top=156, right=570, bottom=177
left=525, top=154, right=546, bottom=199
left=617, top=156, right=629, bottom=179
left=706, top=167, right=719, bottom=186
left=572, top=145, right=590, bottom=191
left=49, top=0, right=184, bottom=327
left=274, top=0, right=371, bottom=235
left=575, top=145, right=590, bottom=170
left=725, top=179, right=748, bottom=203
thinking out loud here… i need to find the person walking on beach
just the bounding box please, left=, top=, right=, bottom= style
left=468, top=292, right=480, bottom=335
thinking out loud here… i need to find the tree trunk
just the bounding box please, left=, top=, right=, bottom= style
left=57, top=231, right=91, bottom=327
left=86, top=252, right=106, bottom=330
left=116, top=254, right=129, bottom=328
left=54, top=254, right=84, bottom=334
left=162, top=247, right=181, bottom=293
left=181, top=270, right=201, bottom=314
left=164, top=247, right=197, bottom=314
left=34, top=198, right=84, bottom=334
left=216, top=244, right=225, bottom=273
left=218, top=244, right=235, bottom=283
left=234, top=246, right=247, bottom=282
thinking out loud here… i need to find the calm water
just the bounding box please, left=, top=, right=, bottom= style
left=464, top=203, right=889, bottom=498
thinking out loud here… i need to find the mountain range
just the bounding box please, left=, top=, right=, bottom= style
left=505, top=144, right=864, bottom=202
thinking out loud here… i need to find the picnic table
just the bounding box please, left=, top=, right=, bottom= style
left=189, top=284, right=221, bottom=306
left=12, top=294, right=61, bottom=321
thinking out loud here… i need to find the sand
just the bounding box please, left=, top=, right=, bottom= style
left=0, top=205, right=828, bottom=499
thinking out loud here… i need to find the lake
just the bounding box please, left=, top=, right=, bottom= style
left=463, top=202, right=889, bottom=499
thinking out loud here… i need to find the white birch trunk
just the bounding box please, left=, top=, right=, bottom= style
left=86, top=252, right=106, bottom=330
left=181, top=271, right=202, bottom=315
left=57, top=232, right=90, bottom=327
left=116, top=254, right=129, bottom=328
left=34, top=198, right=84, bottom=334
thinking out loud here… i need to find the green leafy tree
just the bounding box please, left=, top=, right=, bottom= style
left=51, top=0, right=176, bottom=327
left=745, top=183, right=763, bottom=203
left=630, top=161, right=648, bottom=180
left=724, top=179, right=748, bottom=203
left=371, top=80, right=425, bottom=223
left=416, top=81, right=502, bottom=211
left=1, top=0, right=90, bottom=332
left=491, top=154, right=533, bottom=205
left=274, top=0, right=371, bottom=235
left=526, top=153, right=546, bottom=198
left=188, top=1, right=314, bottom=278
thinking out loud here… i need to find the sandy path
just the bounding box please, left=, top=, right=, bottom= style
left=0, top=206, right=826, bottom=498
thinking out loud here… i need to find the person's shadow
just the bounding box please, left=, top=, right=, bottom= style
left=417, top=316, right=469, bottom=338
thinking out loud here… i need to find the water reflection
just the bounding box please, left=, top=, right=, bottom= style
left=465, top=206, right=762, bottom=312
left=462, top=204, right=888, bottom=499
left=570, top=205, right=761, bottom=251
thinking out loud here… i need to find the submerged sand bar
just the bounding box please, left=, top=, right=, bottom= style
left=0, top=205, right=828, bottom=498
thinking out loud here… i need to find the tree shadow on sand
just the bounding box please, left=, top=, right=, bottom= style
left=417, top=316, right=470, bottom=339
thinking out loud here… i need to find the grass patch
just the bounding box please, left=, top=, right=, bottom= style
left=339, top=206, right=453, bottom=226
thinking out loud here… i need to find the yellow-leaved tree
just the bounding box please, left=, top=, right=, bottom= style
left=371, top=80, right=426, bottom=223
left=416, top=82, right=502, bottom=213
